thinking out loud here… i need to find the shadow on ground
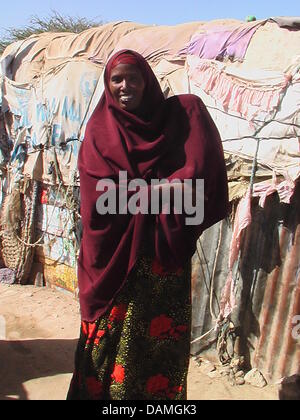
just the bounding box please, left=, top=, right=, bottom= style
left=0, top=338, right=78, bottom=400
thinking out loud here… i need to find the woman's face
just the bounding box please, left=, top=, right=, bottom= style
left=108, top=63, right=146, bottom=112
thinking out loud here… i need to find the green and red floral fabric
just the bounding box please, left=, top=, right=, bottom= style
left=67, top=254, right=191, bottom=400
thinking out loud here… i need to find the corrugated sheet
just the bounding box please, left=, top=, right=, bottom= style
left=190, top=185, right=300, bottom=383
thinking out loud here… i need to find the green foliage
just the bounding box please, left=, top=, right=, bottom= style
left=0, top=10, right=104, bottom=54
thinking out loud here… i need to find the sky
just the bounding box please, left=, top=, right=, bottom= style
left=0, top=0, right=299, bottom=37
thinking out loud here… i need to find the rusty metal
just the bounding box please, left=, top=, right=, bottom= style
left=190, top=190, right=300, bottom=384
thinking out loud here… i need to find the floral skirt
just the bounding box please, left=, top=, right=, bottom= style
left=67, top=253, right=191, bottom=400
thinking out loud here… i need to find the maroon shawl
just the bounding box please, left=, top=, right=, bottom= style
left=78, top=49, right=229, bottom=321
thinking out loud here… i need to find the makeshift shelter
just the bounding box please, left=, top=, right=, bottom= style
left=0, top=18, right=299, bottom=384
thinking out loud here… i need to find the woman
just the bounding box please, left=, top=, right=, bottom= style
left=67, top=49, right=229, bottom=400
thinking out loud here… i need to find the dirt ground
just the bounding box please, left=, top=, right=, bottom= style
left=0, top=283, right=280, bottom=400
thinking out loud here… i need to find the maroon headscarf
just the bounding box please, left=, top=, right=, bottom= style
left=78, top=49, right=229, bottom=321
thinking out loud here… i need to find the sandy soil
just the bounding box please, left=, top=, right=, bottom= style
left=0, top=283, right=280, bottom=400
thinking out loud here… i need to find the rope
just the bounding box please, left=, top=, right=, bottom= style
left=11, top=181, right=63, bottom=247
left=209, top=220, right=223, bottom=319
left=190, top=327, right=215, bottom=345
left=197, top=235, right=221, bottom=321
left=190, top=224, right=224, bottom=345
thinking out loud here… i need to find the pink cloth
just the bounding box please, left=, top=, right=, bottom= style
left=187, top=57, right=291, bottom=120
left=220, top=188, right=252, bottom=318
left=181, top=21, right=264, bottom=61
left=252, top=173, right=295, bottom=207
